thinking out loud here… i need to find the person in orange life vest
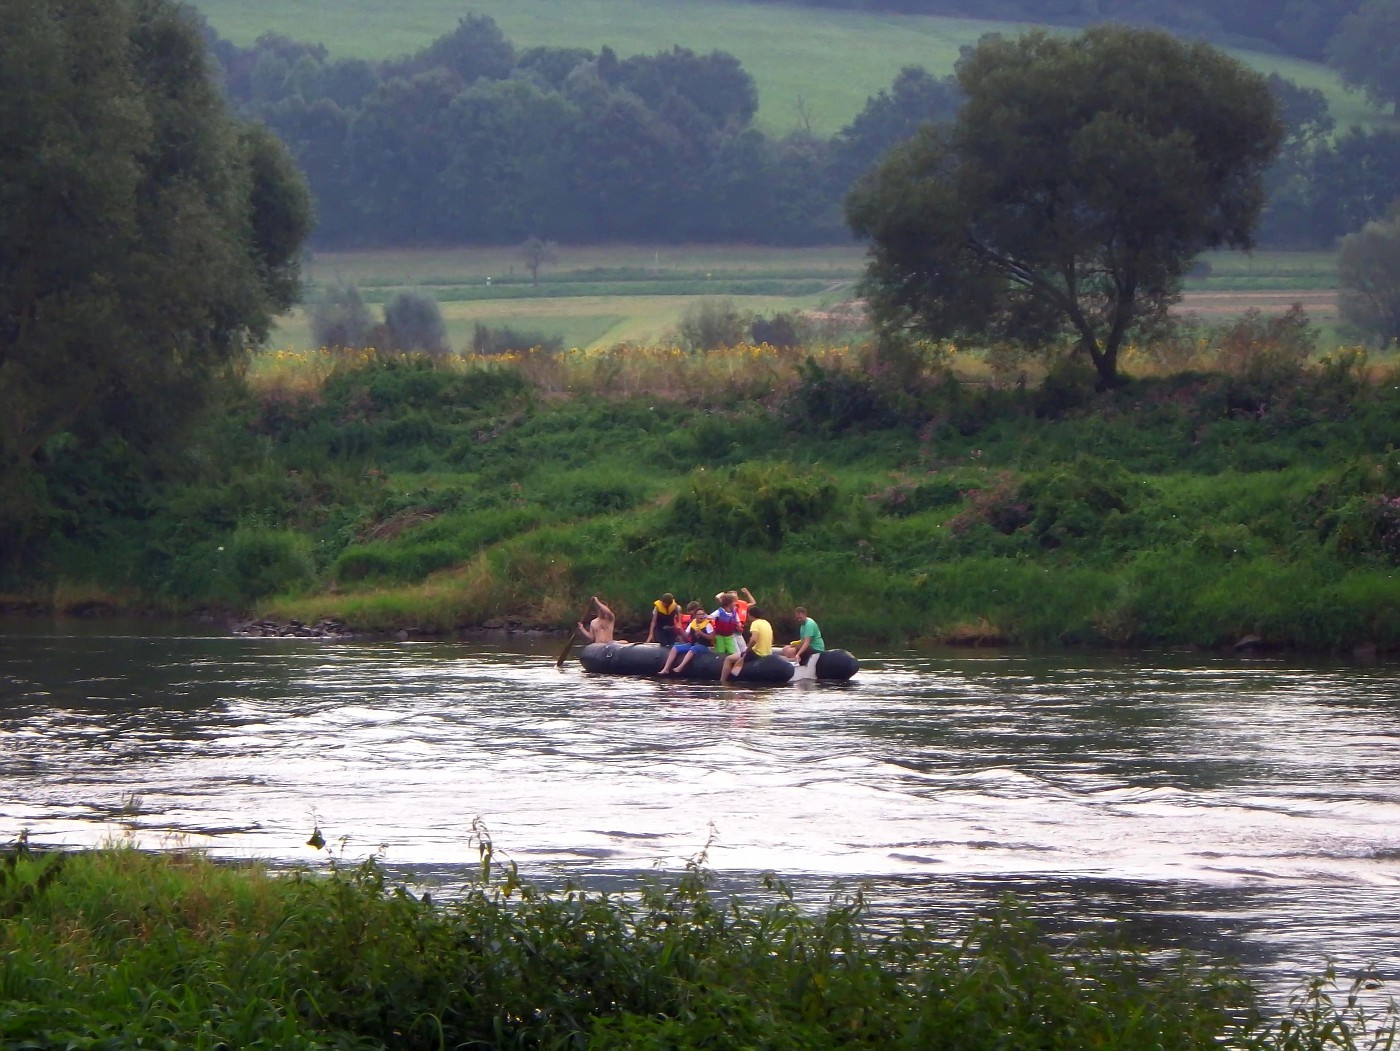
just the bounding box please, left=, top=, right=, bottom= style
left=646, top=592, right=681, bottom=646
left=721, top=606, right=773, bottom=684
left=659, top=603, right=712, bottom=676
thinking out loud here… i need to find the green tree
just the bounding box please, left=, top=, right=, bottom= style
left=1326, top=0, right=1400, bottom=115
left=1337, top=204, right=1400, bottom=346
left=310, top=281, right=376, bottom=350
left=383, top=290, right=450, bottom=356
left=829, top=66, right=962, bottom=193
left=0, top=0, right=312, bottom=561
left=846, top=26, right=1281, bottom=389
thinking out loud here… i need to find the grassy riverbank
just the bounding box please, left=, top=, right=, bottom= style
left=11, top=305, right=1400, bottom=654
left=0, top=843, right=1391, bottom=1049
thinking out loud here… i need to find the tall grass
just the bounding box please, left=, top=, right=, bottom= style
left=2, top=842, right=1394, bottom=1049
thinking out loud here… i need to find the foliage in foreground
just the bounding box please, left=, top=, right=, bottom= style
left=0, top=843, right=1395, bottom=1050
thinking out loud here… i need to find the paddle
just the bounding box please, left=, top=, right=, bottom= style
left=555, top=606, right=591, bottom=668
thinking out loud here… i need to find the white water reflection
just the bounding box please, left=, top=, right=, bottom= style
left=3, top=625, right=1400, bottom=999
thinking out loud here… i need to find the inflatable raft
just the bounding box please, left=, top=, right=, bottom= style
left=578, top=642, right=859, bottom=683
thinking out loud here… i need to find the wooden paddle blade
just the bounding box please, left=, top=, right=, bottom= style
left=555, top=631, right=578, bottom=668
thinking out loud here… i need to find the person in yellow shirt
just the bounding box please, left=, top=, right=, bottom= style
left=721, top=607, right=772, bottom=684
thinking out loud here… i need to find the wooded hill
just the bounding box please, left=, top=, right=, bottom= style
left=188, top=1, right=1399, bottom=250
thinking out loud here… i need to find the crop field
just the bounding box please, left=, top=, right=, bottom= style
left=191, top=0, right=1387, bottom=135
left=273, top=244, right=1339, bottom=352
left=280, top=244, right=862, bottom=350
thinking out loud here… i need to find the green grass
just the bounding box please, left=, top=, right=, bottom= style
left=190, top=0, right=1391, bottom=136
left=1194, top=249, right=1339, bottom=288
left=283, top=244, right=865, bottom=350
left=3, top=844, right=1393, bottom=1049
left=281, top=244, right=1340, bottom=352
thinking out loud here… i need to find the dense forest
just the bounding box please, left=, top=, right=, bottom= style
left=197, top=9, right=1400, bottom=250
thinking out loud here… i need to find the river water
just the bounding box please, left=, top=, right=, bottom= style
left=2, top=622, right=1398, bottom=1006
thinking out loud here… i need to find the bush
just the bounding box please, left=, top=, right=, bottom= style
left=1019, top=456, right=1143, bottom=549
left=749, top=310, right=808, bottom=348
left=668, top=461, right=845, bottom=549
left=322, top=356, right=530, bottom=416
left=332, top=541, right=461, bottom=584
left=309, top=279, right=375, bottom=350
left=383, top=290, right=450, bottom=356
left=223, top=525, right=315, bottom=600
left=471, top=322, right=562, bottom=355
left=788, top=356, right=906, bottom=433
left=678, top=296, right=748, bottom=352
left=1212, top=305, right=1318, bottom=414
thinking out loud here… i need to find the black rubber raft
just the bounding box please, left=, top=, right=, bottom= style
left=578, top=642, right=859, bottom=683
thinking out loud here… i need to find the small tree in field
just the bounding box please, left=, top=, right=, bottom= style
left=679, top=297, right=748, bottom=351
left=383, top=290, right=450, bottom=356
left=1338, top=205, right=1400, bottom=346
left=846, top=26, right=1282, bottom=389
left=520, top=236, right=558, bottom=285
left=310, top=280, right=375, bottom=350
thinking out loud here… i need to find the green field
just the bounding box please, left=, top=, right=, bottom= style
left=285, top=244, right=865, bottom=350
left=280, top=244, right=1335, bottom=351
left=191, top=0, right=1388, bottom=135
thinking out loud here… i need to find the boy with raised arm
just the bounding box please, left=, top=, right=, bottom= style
left=578, top=596, right=619, bottom=644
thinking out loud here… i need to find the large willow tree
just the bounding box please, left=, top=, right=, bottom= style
left=847, top=26, right=1282, bottom=389
left=0, top=0, right=312, bottom=564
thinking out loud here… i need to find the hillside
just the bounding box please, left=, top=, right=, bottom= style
left=190, top=0, right=1380, bottom=136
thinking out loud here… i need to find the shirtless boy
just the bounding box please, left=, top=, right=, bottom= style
left=578, top=596, right=620, bottom=644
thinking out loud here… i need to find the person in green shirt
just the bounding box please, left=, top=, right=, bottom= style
left=781, top=606, right=825, bottom=664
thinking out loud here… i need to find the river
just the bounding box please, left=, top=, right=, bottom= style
left=2, top=621, right=1398, bottom=1007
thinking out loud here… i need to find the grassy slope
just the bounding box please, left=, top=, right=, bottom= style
left=191, top=0, right=1386, bottom=135
left=179, top=331, right=1398, bottom=654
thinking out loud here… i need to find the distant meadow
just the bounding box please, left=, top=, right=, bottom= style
left=191, top=0, right=1383, bottom=136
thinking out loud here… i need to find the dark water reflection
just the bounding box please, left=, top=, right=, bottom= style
left=2, top=620, right=1399, bottom=1005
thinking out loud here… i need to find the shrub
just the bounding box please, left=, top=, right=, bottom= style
left=332, top=541, right=460, bottom=584
left=678, top=296, right=748, bottom=351
left=309, top=279, right=375, bottom=350
left=223, top=525, right=315, bottom=600
left=788, top=356, right=905, bottom=433
left=874, top=473, right=964, bottom=516
left=1019, top=456, right=1143, bottom=549
left=471, top=322, right=562, bottom=355
left=383, top=290, right=450, bottom=356
left=322, top=355, right=529, bottom=415
left=1212, top=305, right=1318, bottom=414
left=749, top=310, right=808, bottom=348
left=668, top=462, right=844, bottom=548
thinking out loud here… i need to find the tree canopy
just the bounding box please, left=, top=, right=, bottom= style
left=0, top=0, right=312, bottom=562
left=1326, top=0, right=1400, bottom=115
left=1338, top=203, right=1400, bottom=346
left=846, top=26, right=1282, bottom=387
